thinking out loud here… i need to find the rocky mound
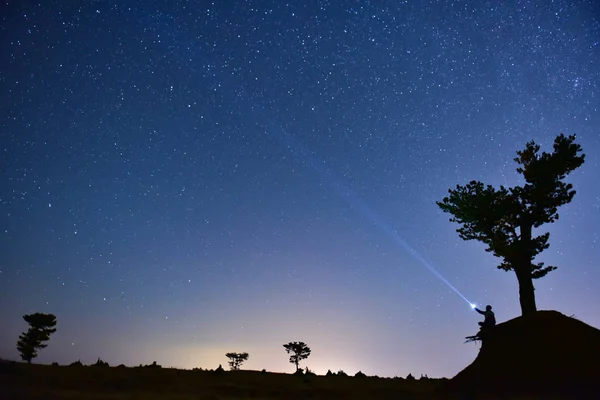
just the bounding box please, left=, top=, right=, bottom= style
left=438, top=310, right=600, bottom=398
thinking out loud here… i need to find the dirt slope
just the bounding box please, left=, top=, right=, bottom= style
left=438, top=310, right=600, bottom=398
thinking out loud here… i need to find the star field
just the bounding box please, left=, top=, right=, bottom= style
left=1, top=0, right=599, bottom=378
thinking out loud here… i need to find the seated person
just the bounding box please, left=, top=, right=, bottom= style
left=475, top=305, right=496, bottom=329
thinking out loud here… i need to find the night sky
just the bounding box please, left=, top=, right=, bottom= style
left=1, top=0, right=599, bottom=378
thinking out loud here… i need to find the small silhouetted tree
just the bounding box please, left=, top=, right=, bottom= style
left=225, top=352, right=249, bottom=370
left=16, top=313, right=57, bottom=363
left=283, top=341, right=311, bottom=371
left=437, top=134, right=585, bottom=316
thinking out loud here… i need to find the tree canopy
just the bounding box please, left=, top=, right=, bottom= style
left=283, top=341, right=311, bottom=371
left=225, top=352, right=249, bottom=370
left=437, top=134, right=585, bottom=315
left=16, top=313, right=58, bottom=363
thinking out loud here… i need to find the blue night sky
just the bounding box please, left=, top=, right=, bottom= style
left=1, top=0, right=599, bottom=378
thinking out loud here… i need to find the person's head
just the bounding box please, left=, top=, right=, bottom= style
left=486, top=305, right=492, bottom=311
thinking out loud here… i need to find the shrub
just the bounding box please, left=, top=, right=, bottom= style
left=214, top=364, right=225, bottom=373
left=337, top=370, right=348, bottom=377
left=51, top=362, right=59, bottom=366
left=406, top=373, right=415, bottom=380
left=354, top=370, right=367, bottom=378
left=325, top=369, right=334, bottom=377
left=69, top=360, right=83, bottom=367
left=144, top=361, right=161, bottom=368
left=92, top=358, right=109, bottom=367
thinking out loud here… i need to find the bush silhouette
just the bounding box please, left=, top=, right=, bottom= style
left=69, top=360, right=83, bottom=367
left=406, top=373, right=415, bottom=380
left=354, top=371, right=367, bottom=378
left=144, top=361, right=161, bottom=368
left=214, top=364, right=225, bottom=373
left=92, top=358, right=109, bottom=367
left=326, top=369, right=333, bottom=377
left=337, top=370, right=348, bottom=377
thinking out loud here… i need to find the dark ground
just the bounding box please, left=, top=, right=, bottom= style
left=0, top=360, right=442, bottom=400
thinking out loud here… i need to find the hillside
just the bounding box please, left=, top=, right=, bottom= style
left=438, top=310, right=600, bottom=398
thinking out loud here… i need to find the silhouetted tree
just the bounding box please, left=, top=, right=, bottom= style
left=225, top=352, right=249, bottom=370
left=16, top=313, right=57, bottom=363
left=283, top=341, right=311, bottom=371
left=437, top=134, right=585, bottom=315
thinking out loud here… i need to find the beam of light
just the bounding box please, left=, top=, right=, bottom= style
left=278, top=130, right=475, bottom=309
left=181, top=54, right=477, bottom=310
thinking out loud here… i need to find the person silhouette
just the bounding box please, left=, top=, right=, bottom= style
left=475, top=305, right=496, bottom=329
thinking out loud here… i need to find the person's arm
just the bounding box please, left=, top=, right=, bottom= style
left=475, top=308, right=484, bottom=315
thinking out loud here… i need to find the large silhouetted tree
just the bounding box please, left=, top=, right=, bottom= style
left=16, top=313, right=57, bottom=363
left=283, top=341, right=311, bottom=371
left=225, top=352, right=249, bottom=370
left=437, top=134, right=585, bottom=316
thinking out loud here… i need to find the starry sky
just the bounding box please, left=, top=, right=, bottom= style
left=1, top=0, right=599, bottom=378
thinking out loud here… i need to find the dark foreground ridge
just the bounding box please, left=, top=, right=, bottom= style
left=438, top=310, right=600, bottom=399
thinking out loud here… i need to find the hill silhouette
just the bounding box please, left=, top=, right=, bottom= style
left=438, top=310, right=600, bottom=399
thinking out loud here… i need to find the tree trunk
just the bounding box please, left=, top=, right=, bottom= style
left=516, top=268, right=537, bottom=316
left=516, top=222, right=537, bottom=316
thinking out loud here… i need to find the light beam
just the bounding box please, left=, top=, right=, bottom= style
left=279, top=130, right=475, bottom=308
